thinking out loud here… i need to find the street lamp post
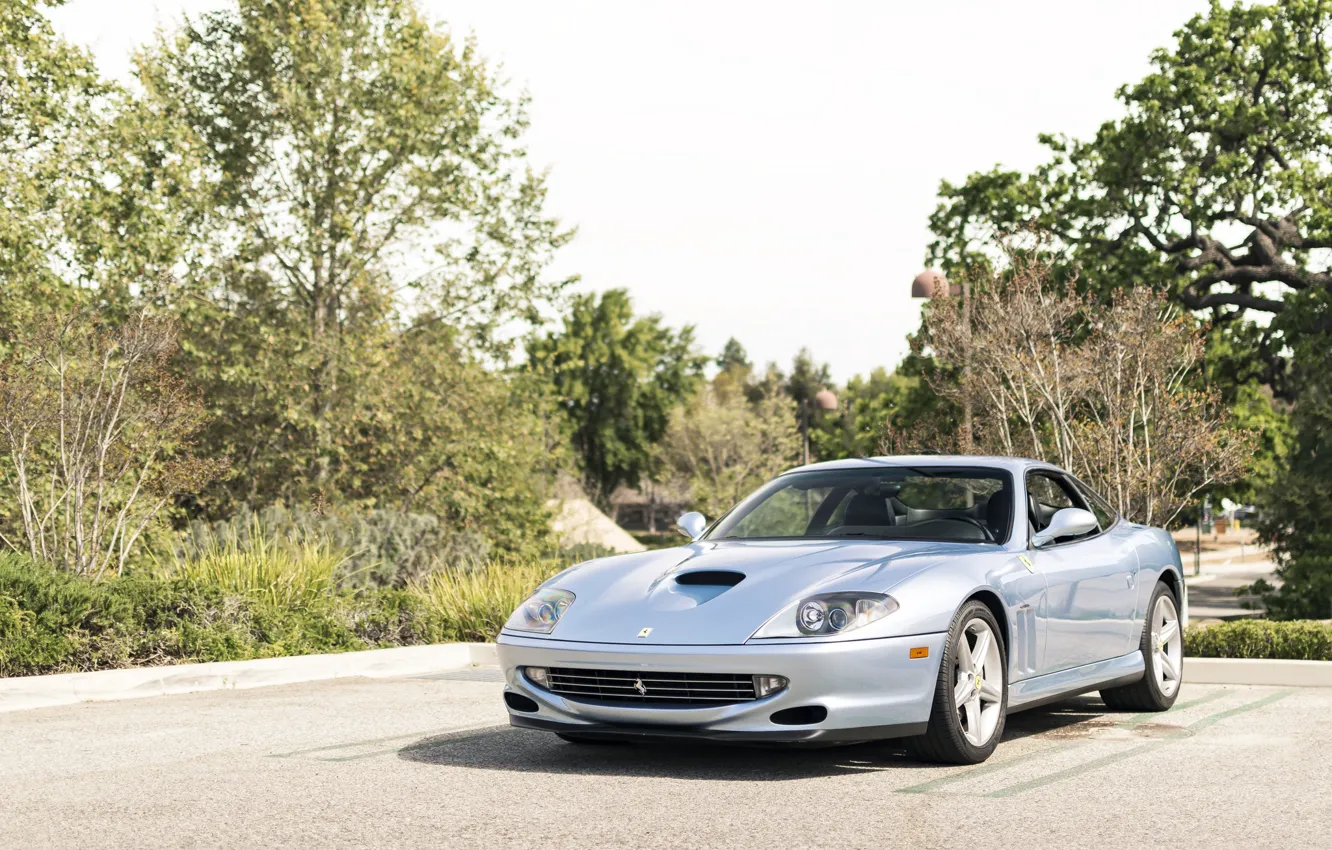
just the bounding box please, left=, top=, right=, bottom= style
left=801, top=389, right=839, bottom=465
left=912, top=269, right=972, bottom=453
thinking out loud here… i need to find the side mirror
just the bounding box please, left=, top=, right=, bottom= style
left=1031, top=507, right=1099, bottom=548
left=676, top=511, right=708, bottom=541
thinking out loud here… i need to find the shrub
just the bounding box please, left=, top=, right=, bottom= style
left=152, top=517, right=345, bottom=608
left=1185, top=619, right=1332, bottom=661
left=408, top=558, right=567, bottom=643
left=180, top=504, right=491, bottom=588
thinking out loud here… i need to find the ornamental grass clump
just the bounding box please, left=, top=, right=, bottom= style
left=409, top=559, right=566, bottom=643
left=150, top=519, right=348, bottom=609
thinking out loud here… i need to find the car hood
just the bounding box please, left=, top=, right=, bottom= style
left=519, top=538, right=976, bottom=646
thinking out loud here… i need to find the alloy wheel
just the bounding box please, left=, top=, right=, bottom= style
left=953, top=618, right=1003, bottom=747
left=1151, top=594, right=1182, bottom=697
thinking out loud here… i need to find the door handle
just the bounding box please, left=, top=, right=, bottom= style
left=1127, top=573, right=1136, bottom=589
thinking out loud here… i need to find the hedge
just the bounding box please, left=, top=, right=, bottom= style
left=1185, top=619, right=1332, bottom=661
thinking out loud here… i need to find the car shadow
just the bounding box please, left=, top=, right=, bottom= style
left=397, top=695, right=1115, bottom=780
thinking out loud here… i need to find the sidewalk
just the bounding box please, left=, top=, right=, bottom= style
left=1182, top=543, right=1279, bottom=622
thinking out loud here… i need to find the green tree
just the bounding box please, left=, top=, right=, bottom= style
left=1253, top=288, right=1332, bottom=619
left=527, top=289, right=705, bottom=505
left=139, top=0, right=572, bottom=493
left=927, top=0, right=1331, bottom=399
left=658, top=384, right=799, bottom=519
left=715, top=337, right=752, bottom=374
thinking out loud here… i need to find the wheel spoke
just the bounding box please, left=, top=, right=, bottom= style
left=971, top=631, right=992, bottom=673
left=979, top=679, right=1002, bottom=702
left=956, top=632, right=973, bottom=671
left=964, top=696, right=981, bottom=740
left=954, top=673, right=972, bottom=708
left=1159, top=621, right=1178, bottom=645
left=1158, top=651, right=1178, bottom=680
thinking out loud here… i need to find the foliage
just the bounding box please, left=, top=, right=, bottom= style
left=1185, top=619, right=1332, bottom=661
left=408, top=558, right=567, bottom=643
left=657, top=381, right=800, bottom=518
left=0, top=311, right=224, bottom=576
left=927, top=0, right=1332, bottom=399
left=176, top=300, right=559, bottom=549
left=0, top=550, right=445, bottom=676
left=527, top=289, right=706, bottom=505
left=140, top=0, right=573, bottom=503
left=181, top=503, right=490, bottom=589
left=149, top=517, right=345, bottom=609
left=1252, top=287, right=1332, bottom=619
left=918, top=249, right=1251, bottom=526
left=809, top=367, right=918, bottom=460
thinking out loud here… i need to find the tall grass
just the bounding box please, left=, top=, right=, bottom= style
left=150, top=518, right=349, bottom=609
left=409, top=559, right=566, bottom=642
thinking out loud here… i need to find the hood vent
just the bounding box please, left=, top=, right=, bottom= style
left=675, top=570, right=745, bottom=587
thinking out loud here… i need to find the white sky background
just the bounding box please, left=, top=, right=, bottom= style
left=49, top=0, right=1210, bottom=381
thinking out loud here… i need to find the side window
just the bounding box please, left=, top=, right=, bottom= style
left=1027, top=474, right=1072, bottom=532
left=1072, top=478, right=1118, bottom=531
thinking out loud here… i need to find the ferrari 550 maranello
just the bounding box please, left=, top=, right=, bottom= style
left=497, top=456, right=1187, bottom=764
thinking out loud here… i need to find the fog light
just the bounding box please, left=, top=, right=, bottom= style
left=525, top=667, right=549, bottom=687
left=753, top=674, right=788, bottom=697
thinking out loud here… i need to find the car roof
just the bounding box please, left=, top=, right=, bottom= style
left=782, top=455, right=1058, bottom=477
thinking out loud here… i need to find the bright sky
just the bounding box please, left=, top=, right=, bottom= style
left=49, top=0, right=1210, bottom=381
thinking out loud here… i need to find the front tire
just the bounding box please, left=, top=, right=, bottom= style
left=907, top=600, right=1007, bottom=765
left=1100, top=580, right=1182, bottom=712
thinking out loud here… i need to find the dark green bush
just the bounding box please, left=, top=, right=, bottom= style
left=0, top=553, right=450, bottom=677
left=1185, top=619, right=1332, bottom=661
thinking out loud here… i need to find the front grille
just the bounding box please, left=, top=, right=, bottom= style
left=544, top=667, right=758, bottom=706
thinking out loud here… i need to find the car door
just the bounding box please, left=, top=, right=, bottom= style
left=1027, top=471, right=1139, bottom=675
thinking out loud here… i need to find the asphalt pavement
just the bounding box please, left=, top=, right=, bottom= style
left=2, top=666, right=1327, bottom=849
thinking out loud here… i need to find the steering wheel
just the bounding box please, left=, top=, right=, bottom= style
left=942, top=516, right=995, bottom=542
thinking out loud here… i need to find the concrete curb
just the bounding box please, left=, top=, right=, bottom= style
left=4, top=645, right=1326, bottom=715
left=0, top=643, right=495, bottom=714
left=1186, top=657, right=1332, bottom=688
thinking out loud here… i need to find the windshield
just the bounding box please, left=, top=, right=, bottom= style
left=706, top=466, right=1013, bottom=544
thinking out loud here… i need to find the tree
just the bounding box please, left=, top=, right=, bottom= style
left=526, top=289, right=705, bottom=505
left=715, top=337, right=752, bottom=374
left=0, top=311, right=222, bottom=575
left=658, top=384, right=800, bottom=519
left=1252, top=286, right=1332, bottom=619
left=809, top=367, right=918, bottom=460
left=927, top=0, right=1332, bottom=399
left=140, top=0, right=572, bottom=490
left=919, top=252, right=1251, bottom=527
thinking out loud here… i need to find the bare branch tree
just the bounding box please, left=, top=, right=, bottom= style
left=0, top=311, right=225, bottom=576
left=918, top=248, right=1251, bottom=526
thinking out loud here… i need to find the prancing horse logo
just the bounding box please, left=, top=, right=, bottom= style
left=633, top=678, right=648, bottom=695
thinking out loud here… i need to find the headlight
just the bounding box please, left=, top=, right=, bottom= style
left=504, top=588, right=575, bottom=634
left=751, top=592, right=898, bottom=639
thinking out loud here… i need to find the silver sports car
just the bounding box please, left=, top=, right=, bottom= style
left=497, top=456, right=1187, bottom=764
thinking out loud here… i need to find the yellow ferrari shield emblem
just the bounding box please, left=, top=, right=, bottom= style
left=1018, top=554, right=1034, bottom=573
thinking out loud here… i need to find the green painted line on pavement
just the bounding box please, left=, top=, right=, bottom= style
left=897, top=742, right=1079, bottom=794
left=896, top=687, right=1229, bottom=795
left=1116, top=688, right=1228, bottom=728
left=984, top=690, right=1292, bottom=798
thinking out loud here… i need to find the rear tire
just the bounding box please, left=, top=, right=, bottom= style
left=906, top=600, right=1007, bottom=765
left=1100, top=580, right=1182, bottom=712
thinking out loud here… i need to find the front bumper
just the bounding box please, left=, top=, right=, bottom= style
left=496, top=631, right=946, bottom=744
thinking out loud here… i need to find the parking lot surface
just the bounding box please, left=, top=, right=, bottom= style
left=2, top=667, right=1327, bottom=849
